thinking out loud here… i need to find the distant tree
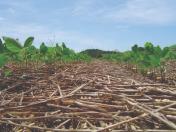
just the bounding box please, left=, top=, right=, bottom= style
left=138, top=47, right=145, bottom=52
left=164, top=51, right=176, bottom=60
left=169, top=44, right=176, bottom=51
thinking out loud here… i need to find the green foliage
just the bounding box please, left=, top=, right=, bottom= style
left=40, top=42, right=48, bottom=55
left=0, top=36, right=92, bottom=67
left=3, top=36, right=22, bottom=53
left=76, top=53, right=91, bottom=62
left=81, top=49, right=117, bottom=58
left=2, top=36, right=176, bottom=73
left=24, top=37, right=34, bottom=47
left=0, top=39, right=5, bottom=53
left=102, top=52, right=123, bottom=62
left=164, top=51, right=176, bottom=60
left=102, top=43, right=176, bottom=76
left=61, top=42, right=67, bottom=49
left=169, top=44, right=176, bottom=51
left=144, top=42, right=154, bottom=53
left=131, top=44, right=138, bottom=52
left=55, top=43, right=62, bottom=57
left=0, top=54, right=8, bottom=67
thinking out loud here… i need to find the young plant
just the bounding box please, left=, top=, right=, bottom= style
left=40, top=42, right=48, bottom=62
left=22, top=37, right=34, bottom=68
left=2, top=36, right=34, bottom=68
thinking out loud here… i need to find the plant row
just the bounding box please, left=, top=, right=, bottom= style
left=0, top=36, right=91, bottom=68
left=101, top=42, right=176, bottom=81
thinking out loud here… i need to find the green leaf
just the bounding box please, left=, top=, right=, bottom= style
left=24, top=37, right=34, bottom=47
left=149, top=55, right=160, bottom=67
left=2, top=37, right=22, bottom=53
left=0, top=54, right=8, bottom=67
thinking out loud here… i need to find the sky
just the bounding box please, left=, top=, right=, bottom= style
left=0, top=0, right=176, bottom=51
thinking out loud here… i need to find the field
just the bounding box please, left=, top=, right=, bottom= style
left=0, top=37, right=176, bottom=131
left=0, top=60, right=176, bottom=131
left=1, top=0, right=176, bottom=131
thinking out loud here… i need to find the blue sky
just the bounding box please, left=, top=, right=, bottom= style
left=0, top=0, right=176, bottom=51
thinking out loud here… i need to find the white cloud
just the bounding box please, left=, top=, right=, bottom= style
left=69, top=0, right=176, bottom=25
left=1, top=0, right=175, bottom=52
left=71, top=0, right=101, bottom=18
left=72, top=1, right=91, bottom=16
left=104, top=0, right=176, bottom=25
